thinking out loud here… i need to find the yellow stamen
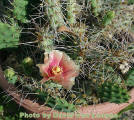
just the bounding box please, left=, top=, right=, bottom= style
left=52, top=66, right=62, bottom=75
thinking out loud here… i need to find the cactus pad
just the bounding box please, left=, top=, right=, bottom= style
left=37, top=90, right=76, bottom=112
left=13, top=0, right=28, bottom=23
left=98, top=81, right=130, bottom=104
left=125, top=68, right=134, bottom=87
left=45, top=0, right=65, bottom=30
left=0, top=22, right=20, bottom=49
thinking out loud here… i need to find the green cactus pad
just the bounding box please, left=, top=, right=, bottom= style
left=90, top=64, right=122, bottom=84
left=0, top=22, right=20, bottom=49
left=98, top=81, right=130, bottom=104
left=125, top=68, right=134, bottom=87
left=4, top=68, right=18, bottom=84
left=45, top=0, right=65, bottom=29
left=13, top=0, right=28, bottom=23
left=67, top=0, right=77, bottom=25
left=91, top=0, right=98, bottom=16
left=90, top=0, right=103, bottom=16
left=41, top=34, right=54, bottom=52
left=37, top=90, right=76, bottom=112
left=102, top=11, right=115, bottom=26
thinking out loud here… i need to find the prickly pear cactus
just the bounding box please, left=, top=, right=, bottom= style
left=1, top=0, right=134, bottom=115
left=98, top=81, right=130, bottom=104
left=102, top=11, right=115, bottom=26
left=41, top=33, right=54, bottom=52
left=45, top=0, right=65, bottom=30
left=13, top=0, right=28, bottom=23
left=89, top=64, right=122, bottom=84
left=4, top=68, right=18, bottom=84
left=66, top=0, right=77, bottom=25
left=125, top=68, right=134, bottom=87
left=91, top=0, right=101, bottom=16
left=37, top=90, right=76, bottom=112
left=0, top=22, right=20, bottom=49
left=50, top=97, right=76, bottom=112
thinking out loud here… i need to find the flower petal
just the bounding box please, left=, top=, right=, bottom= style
left=37, top=50, right=80, bottom=90
left=44, top=52, right=49, bottom=63
left=60, top=77, right=75, bottom=90
left=49, top=50, right=63, bottom=68
left=52, top=74, right=75, bottom=90
left=59, top=52, right=79, bottom=75
left=63, top=70, right=79, bottom=80
left=37, top=64, right=49, bottom=77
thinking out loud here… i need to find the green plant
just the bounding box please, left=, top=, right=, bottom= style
left=91, top=0, right=101, bottom=16
left=0, top=88, right=24, bottom=120
left=45, top=0, right=65, bottom=30
left=128, top=0, right=134, bottom=4
left=1, top=0, right=134, bottom=116
left=125, top=68, right=134, bottom=87
left=0, top=22, right=20, bottom=50
left=12, top=0, right=29, bottom=23
left=4, top=68, right=18, bottom=84
left=102, top=11, right=115, bottom=26
left=66, top=0, right=77, bottom=25
left=37, top=90, right=76, bottom=112
left=41, top=33, right=54, bottom=52
left=98, top=81, right=130, bottom=104
left=22, top=57, right=34, bottom=75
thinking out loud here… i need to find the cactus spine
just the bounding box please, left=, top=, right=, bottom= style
left=45, top=0, right=65, bottom=30
left=37, top=90, right=76, bottom=112
left=125, top=68, right=134, bottom=87
left=0, top=22, right=20, bottom=49
left=13, top=0, right=28, bottom=23
left=66, top=0, right=77, bottom=25
left=4, top=68, right=18, bottom=84
left=98, top=81, right=130, bottom=104
left=102, top=11, right=115, bottom=26
left=41, top=33, right=54, bottom=52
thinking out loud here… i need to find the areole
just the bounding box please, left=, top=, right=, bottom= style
left=0, top=66, right=134, bottom=120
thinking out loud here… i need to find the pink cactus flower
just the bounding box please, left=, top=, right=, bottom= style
left=37, top=50, right=79, bottom=90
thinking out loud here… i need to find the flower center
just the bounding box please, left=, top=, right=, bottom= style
left=52, top=66, right=62, bottom=75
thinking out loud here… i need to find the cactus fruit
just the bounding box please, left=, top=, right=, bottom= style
left=22, top=57, right=34, bottom=75
left=102, top=11, right=115, bottom=26
left=0, top=22, right=20, bottom=49
left=125, top=68, right=134, bottom=87
left=4, top=68, right=18, bottom=84
left=13, top=0, right=28, bottom=23
left=98, top=81, right=130, bottom=104
left=4, top=68, right=15, bottom=78
left=22, top=57, right=34, bottom=67
left=45, top=0, right=65, bottom=30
